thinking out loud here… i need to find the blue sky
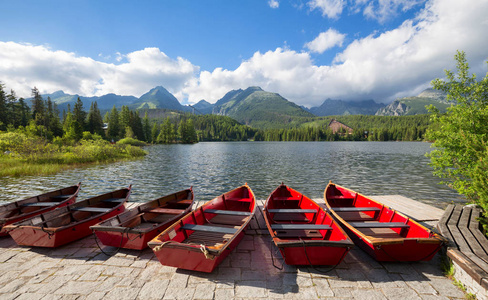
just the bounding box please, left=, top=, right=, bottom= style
left=1, top=0, right=488, bottom=107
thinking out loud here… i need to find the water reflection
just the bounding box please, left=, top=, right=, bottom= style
left=0, top=142, right=463, bottom=208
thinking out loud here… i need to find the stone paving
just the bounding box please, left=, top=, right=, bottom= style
left=0, top=227, right=466, bottom=300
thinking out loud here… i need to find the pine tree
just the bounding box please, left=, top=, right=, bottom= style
left=142, top=112, right=151, bottom=142
left=151, top=123, right=160, bottom=144
left=18, top=98, right=30, bottom=127
left=119, top=105, right=131, bottom=138
left=73, top=97, right=87, bottom=131
left=129, top=110, right=144, bottom=140
left=107, top=105, right=120, bottom=141
left=31, top=87, right=46, bottom=127
left=46, top=97, right=63, bottom=137
left=63, top=111, right=82, bottom=141
left=0, top=83, right=8, bottom=130
left=86, top=102, right=105, bottom=137
left=186, top=119, right=198, bottom=143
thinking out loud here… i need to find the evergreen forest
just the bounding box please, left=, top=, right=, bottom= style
left=1, top=83, right=432, bottom=145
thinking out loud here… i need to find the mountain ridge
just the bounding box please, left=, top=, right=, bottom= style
left=30, top=86, right=448, bottom=126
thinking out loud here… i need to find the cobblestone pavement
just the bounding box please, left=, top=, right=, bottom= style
left=0, top=227, right=465, bottom=300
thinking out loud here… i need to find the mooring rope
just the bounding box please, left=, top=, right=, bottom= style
left=93, top=227, right=131, bottom=256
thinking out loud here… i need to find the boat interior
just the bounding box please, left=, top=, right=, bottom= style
left=0, top=188, right=78, bottom=220
left=326, top=184, right=429, bottom=239
left=109, top=191, right=194, bottom=232
left=159, top=187, right=254, bottom=249
left=16, top=191, right=128, bottom=229
left=266, top=185, right=342, bottom=241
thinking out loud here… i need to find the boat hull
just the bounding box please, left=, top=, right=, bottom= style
left=149, top=184, right=256, bottom=273
left=6, top=186, right=130, bottom=247
left=8, top=207, right=125, bottom=247
left=0, top=183, right=81, bottom=237
left=341, top=225, right=442, bottom=261
left=324, top=182, right=446, bottom=262
left=91, top=189, right=194, bottom=250
left=264, top=184, right=353, bottom=266
left=277, top=242, right=351, bottom=266
left=152, top=226, right=247, bottom=273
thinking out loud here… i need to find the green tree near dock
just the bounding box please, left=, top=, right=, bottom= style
left=426, top=51, right=488, bottom=220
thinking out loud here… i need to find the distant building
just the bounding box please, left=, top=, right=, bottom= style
left=328, top=119, right=353, bottom=135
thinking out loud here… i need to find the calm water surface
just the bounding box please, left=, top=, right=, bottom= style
left=0, top=142, right=463, bottom=208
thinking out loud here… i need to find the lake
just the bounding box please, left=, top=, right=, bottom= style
left=0, top=141, right=463, bottom=208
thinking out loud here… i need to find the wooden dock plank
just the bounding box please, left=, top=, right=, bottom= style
left=367, top=195, right=444, bottom=222
left=459, top=207, right=488, bottom=261
left=314, top=195, right=443, bottom=223
left=448, top=205, right=471, bottom=252
left=469, top=207, right=488, bottom=255
left=437, top=204, right=456, bottom=247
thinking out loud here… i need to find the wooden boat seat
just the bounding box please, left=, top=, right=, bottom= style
left=327, top=195, right=354, bottom=200
left=337, top=211, right=375, bottom=221
left=51, top=194, right=72, bottom=200
left=71, top=207, right=112, bottom=213
left=204, top=209, right=251, bottom=216
left=273, top=197, right=301, bottom=201
left=268, top=209, right=316, bottom=213
left=144, top=208, right=185, bottom=214
left=349, top=222, right=410, bottom=228
left=176, top=199, right=193, bottom=205
left=207, top=214, right=248, bottom=226
left=333, top=207, right=380, bottom=212
left=271, top=224, right=332, bottom=230
left=225, top=197, right=252, bottom=202
left=182, top=224, right=238, bottom=235
left=101, top=198, right=126, bottom=203
left=22, top=202, right=59, bottom=207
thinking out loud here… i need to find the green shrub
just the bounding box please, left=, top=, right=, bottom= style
left=0, top=130, right=147, bottom=176
left=117, top=137, right=147, bottom=147
left=426, top=51, right=488, bottom=219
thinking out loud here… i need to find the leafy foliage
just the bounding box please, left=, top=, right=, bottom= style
left=0, top=130, right=146, bottom=176
left=426, top=51, right=488, bottom=218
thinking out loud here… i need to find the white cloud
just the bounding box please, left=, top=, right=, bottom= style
left=0, top=43, right=198, bottom=99
left=186, top=0, right=488, bottom=106
left=360, top=0, right=426, bottom=23
left=1, top=0, right=487, bottom=108
left=309, top=0, right=425, bottom=23
left=305, top=29, right=346, bottom=53
left=308, top=0, right=346, bottom=18
left=268, top=0, right=279, bottom=9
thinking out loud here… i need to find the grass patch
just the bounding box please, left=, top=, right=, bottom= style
left=0, top=131, right=147, bottom=177
left=117, top=137, right=148, bottom=147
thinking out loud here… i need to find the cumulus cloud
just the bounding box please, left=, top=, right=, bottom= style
left=268, top=0, right=279, bottom=9
left=309, top=0, right=425, bottom=22
left=305, top=29, right=346, bottom=53
left=361, top=0, right=425, bottom=23
left=0, top=43, right=198, bottom=99
left=1, top=0, right=487, bottom=108
left=308, top=0, right=346, bottom=18
left=186, top=0, right=488, bottom=106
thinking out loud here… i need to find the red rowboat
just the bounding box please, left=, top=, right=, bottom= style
left=264, top=184, right=353, bottom=266
left=324, top=182, right=446, bottom=261
left=0, top=183, right=81, bottom=237
left=148, top=184, right=256, bottom=273
left=90, top=188, right=194, bottom=250
left=5, top=186, right=131, bottom=247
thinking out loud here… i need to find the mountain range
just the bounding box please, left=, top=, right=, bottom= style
left=34, top=85, right=448, bottom=127
left=307, top=99, right=385, bottom=116
left=375, top=88, right=448, bottom=116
